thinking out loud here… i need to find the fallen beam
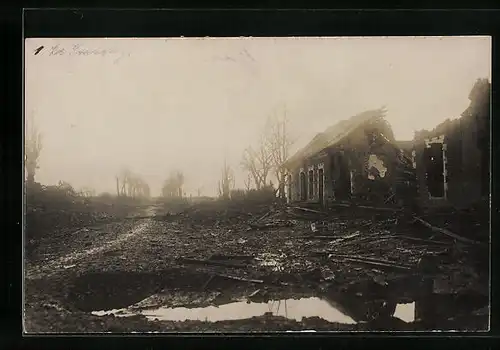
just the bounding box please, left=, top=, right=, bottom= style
left=216, top=274, right=264, bottom=284
left=297, top=235, right=338, bottom=240
left=334, top=234, right=396, bottom=248
left=413, top=216, right=479, bottom=245
left=396, top=235, right=450, bottom=245
left=201, top=274, right=215, bottom=290
left=253, top=211, right=271, bottom=224
left=292, top=206, right=328, bottom=215
left=247, top=222, right=294, bottom=230
left=327, top=202, right=402, bottom=212
left=327, top=253, right=413, bottom=269
left=248, top=289, right=262, bottom=298
left=178, top=258, right=249, bottom=269
left=329, top=256, right=412, bottom=271
left=357, top=205, right=402, bottom=212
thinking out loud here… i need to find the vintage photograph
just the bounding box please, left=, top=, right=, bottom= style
left=24, top=36, right=490, bottom=333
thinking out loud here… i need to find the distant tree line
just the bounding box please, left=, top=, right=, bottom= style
left=115, top=168, right=150, bottom=199
left=161, top=170, right=185, bottom=198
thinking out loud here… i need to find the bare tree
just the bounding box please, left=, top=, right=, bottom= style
left=266, top=109, right=294, bottom=199
left=241, top=107, right=294, bottom=198
left=241, top=133, right=273, bottom=190
left=244, top=172, right=252, bottom=191
left=115, top=176, right=121, bottom=197
left=176, top=171, right=185, bottom=198
left=116, top=168, right=150, bottom=199
left=25, top=114, right=43, bottom=186
left=118, top=168, right=132, bottom=196
left=57, top=180, right=76, bottom=196
left=219, top=158, right=234, bottom=200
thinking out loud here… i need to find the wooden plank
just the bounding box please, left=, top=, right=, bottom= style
left=329, top=256, right=412, bottom=271
left=413, top=216, right=479, bottom=245
left=292, top=206, right=328, bottom=215
left=178, top=258, right=249, bottom=269
left=328, top=253, right=413, bottom=269
left=217, top=274, right=264, bottom=284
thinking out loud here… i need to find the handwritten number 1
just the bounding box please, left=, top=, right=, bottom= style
left=34, top=46, right=44, bottom=56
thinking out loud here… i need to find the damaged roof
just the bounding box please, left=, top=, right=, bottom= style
left=284, top=107, right=389, bottom=168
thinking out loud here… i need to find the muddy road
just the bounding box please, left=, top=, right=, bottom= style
left=24, top=202, right=489, bottom=333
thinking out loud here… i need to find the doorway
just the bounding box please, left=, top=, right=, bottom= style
left=308, top=170, right=314, bottom=199
left=336, top=153, right=352, bottom=200
left=424, top=143, right=445, bottom=198
left=300, top=172, right=306, bottom=201
left=318, top=168, right=324, bottom=205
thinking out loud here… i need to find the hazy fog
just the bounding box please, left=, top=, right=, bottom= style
left=24, top=37, right=491, bottom=196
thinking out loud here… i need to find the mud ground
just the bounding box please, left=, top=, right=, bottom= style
left=23, top=200, right=489, bottom=333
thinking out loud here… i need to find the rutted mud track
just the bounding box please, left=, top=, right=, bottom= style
left=25, top=206, right=157, bottom=280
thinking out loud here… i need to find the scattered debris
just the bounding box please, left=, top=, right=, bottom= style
left=25, top=196, right=489, bottom=332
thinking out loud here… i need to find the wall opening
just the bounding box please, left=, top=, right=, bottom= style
left=308, top=170, right=314, bottom=199
left=300, top=172, right=306, bottom=201
left=318, top=168, right=324, bottom=205
left=367, top=154, right=388, bottom=180
left=424, top=142, right=446, bottom=198
left=336, top=154, right=352, bottom=200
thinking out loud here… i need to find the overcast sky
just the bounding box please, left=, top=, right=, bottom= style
left=25, top=37, right=491, bottom=196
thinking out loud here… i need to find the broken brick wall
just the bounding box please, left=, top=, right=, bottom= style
left=414, top=79, right=490, bottom=210
left=414, top=117, right=486, bottom=209
left=334, top=126, right=416, bottom=207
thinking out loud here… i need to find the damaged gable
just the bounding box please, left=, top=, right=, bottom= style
left=285, top=108, right=417, bottom=208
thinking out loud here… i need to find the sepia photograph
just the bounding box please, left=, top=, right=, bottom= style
left=23, top=36, right=490, bottom=333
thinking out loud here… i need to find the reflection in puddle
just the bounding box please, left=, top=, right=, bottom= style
left=92, top=308, right=136, bottom=317
left=93, top=297, right=357, bottom=324
left=394, top=302, right=415, bottom=323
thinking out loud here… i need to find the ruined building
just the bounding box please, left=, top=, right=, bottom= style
left=412, top=78, right=490, bottom=209
left=283, top=108, right=417, bottom=208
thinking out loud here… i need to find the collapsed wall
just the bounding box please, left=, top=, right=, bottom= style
left=412, top=79, right=490, bottom=210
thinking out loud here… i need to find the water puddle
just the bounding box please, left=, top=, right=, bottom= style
left=92, top=308, right=136, bottom=318
left=93, top=297, right=357, bottom=324
left=394, top=302, right=415, bottom=323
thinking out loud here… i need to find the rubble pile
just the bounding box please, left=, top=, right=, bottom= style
left=160, top=202, right=487, bottom=302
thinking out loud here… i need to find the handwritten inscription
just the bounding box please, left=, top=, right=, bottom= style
left=45, top=44, right=130, bottom=63
left=33, top=46, right=44, bottom=55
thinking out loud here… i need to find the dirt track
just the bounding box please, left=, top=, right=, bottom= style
left=23, top=202, right=489, bottom=333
